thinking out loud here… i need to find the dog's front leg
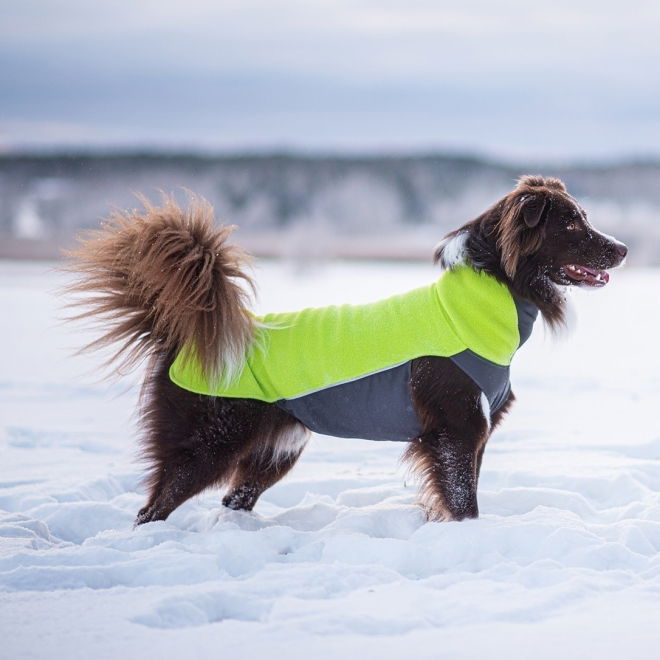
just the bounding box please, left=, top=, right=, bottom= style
left=405, top=430, right=485, bottom=521
left=408, top=357, right=491, bottom=522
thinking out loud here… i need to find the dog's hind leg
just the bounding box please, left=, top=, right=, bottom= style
left=135, top=396, right=267, bottom=525
left=135, top=356, right=274, bottom=525
left=222, top=421, right=309, bottom=511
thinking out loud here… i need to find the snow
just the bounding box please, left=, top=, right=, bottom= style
left=1, top=259, right=659, bottom=659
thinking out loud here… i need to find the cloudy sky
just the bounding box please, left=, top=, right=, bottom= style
left=1, top=0, right=659, bottom=160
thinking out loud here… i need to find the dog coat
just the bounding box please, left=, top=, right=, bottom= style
left=169, top=265, right=538, bottom=441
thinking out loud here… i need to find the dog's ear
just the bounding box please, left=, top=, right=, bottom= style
left=519, top=194, right=550, bottom=228
left=497, top=193, right=548, bottom=279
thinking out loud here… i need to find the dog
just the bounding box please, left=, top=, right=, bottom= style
left=65, top=175, right=627, bottom=524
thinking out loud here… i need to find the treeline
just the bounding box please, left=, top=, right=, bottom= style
left=0, top=151, right=658, bottom=261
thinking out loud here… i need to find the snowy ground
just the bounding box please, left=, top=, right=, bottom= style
left=1, top=258, right=659, bottom=660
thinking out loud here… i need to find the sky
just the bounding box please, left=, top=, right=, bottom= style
left=1, top=0, right=660, bottom=161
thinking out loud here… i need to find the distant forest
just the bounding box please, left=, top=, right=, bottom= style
left=1, top=152, right=658, bottom=262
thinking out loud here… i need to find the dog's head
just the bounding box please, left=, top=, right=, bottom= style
left=435, top=175, right=628, bottom=324
left=495, top=175, right=627, bottom=287
left=437, top=175, right=627, bottom=290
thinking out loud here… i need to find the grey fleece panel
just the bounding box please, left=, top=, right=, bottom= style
left=449, top=350, right=511, bottom=412
left=276, top=361, right=422, bottom=442
left=513, top=296, right=539, bottom=346
left=276, top=299, right=538, bottom=441
left=276, top=353, right=510, bottom=442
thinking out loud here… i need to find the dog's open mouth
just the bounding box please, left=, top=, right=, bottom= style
left=562, top=264, right=610, bottom=287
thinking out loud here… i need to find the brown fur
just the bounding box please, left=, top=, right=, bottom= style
left=64, top=178, right=627, bottom=525
left=63, top=195, right=255, bottom=384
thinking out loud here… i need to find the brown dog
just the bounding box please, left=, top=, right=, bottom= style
left=65, top=175, right=627, bottom=524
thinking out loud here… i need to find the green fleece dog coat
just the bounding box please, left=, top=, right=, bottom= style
left=169, top=265, right=538, bottom=441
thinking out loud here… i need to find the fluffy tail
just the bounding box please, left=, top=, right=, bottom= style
left=63, top=195, right=255, bottom=384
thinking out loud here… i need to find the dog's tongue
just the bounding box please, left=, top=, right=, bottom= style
left=563, top=264, right=610, bottom=287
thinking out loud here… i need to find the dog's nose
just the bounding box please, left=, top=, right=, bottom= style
left=615, top=242, right=628, bottom=259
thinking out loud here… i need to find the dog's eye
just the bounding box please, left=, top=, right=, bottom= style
left=566, top=222, right=578, bottom=231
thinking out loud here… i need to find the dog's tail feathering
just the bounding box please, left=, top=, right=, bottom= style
left=63, top=195, right=255, bottom=384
